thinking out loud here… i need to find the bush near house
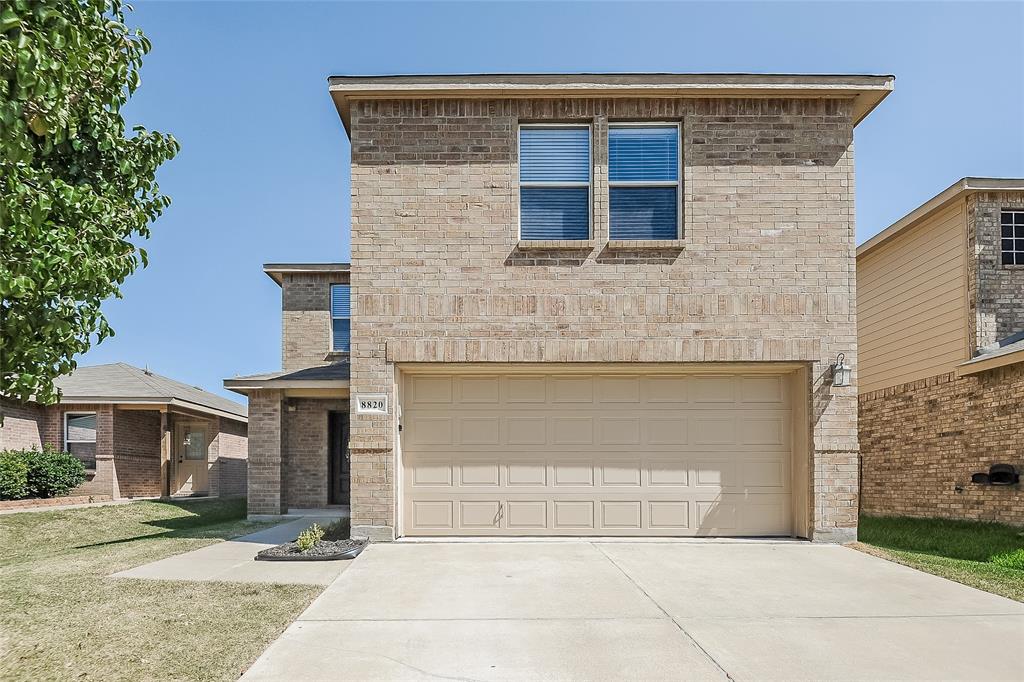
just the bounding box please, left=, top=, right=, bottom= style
left=0, top=451, right=30, bottom=500
left=0, top=447, right=86, bottom=500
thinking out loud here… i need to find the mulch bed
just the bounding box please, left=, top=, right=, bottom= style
left=255, top=537, right=367, bottom=562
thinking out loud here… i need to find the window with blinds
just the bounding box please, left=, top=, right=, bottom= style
left=519, top=126, right=591, bottom=240
left=330, top=284, right=351, bottom=352
left=609, top=124, right=680, bottom=240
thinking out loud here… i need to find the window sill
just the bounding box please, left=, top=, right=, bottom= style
left=324, top=351, right=350, bottom=359
left=517, top=240, right=596, bottom=250
left=606, top=239, right=685, bottom=249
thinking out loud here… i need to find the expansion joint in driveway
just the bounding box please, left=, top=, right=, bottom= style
left=591, top=542, right=736, bottom=681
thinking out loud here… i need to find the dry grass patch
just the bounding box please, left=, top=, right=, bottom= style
left=0, top=498, right=321, bottom=681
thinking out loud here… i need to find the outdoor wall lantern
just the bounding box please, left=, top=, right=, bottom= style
left=831, top=353, right=852, bottom=387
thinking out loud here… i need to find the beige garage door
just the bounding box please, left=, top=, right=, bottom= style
left=400, top=370, right=794, bottom=537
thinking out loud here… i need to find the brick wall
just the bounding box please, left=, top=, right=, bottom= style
left=349, top=97, right=860, bottom=541
left=112, top=409, right=161, bottom=498
left=247, top=390, right=283, bottom=514
left=859, top=364, right=1024, bottom=525
left=281, top=398, right=347, bottom=509
left=282, top=272, right=350, bottom=371
left=967, top=191, right=1024, bottom=351
left=217, top=417, right=248, bottom=497
left=0, top=400, right=45, bottom=450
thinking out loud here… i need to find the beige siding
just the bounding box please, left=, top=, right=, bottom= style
left=857, top=201, right=969, bottom=393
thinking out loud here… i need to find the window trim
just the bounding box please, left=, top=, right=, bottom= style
left=329, top=283, right=351, bottom=353
left=608, top=121, right=682, bottom=240
left=1000, top=209, right=1024, bottom=267
left=64, top=411, right=97, bottom=444
left=517, top=122, right=593, bottom=241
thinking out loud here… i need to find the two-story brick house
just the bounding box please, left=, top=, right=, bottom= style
left=857, top=178, right=1024, bottom=525
left=231, top=73, right=894, bottom=542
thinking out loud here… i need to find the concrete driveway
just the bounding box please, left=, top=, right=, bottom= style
left=243, top=541, right=1024, bottom=681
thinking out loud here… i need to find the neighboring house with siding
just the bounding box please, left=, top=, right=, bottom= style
left=0, top=363, right=248, bottom=500
left=229, top=72, right=895, bottom=542
left=857, top=177, right=1024, bottom=525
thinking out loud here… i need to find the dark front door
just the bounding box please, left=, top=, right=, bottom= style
left=328, top=411, right=350, bottom=505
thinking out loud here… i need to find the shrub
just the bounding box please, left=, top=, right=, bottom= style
left=0, top=451, right=30, bottom=500
left=296, top=523, right=325, bottom=551
left=17, top=446, right=87, bottom=499
left=991, top=549, right=1024, bottom=572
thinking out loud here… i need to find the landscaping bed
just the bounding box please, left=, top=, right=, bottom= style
left=256, top=518, right=366, bottom=561
left=854, top=515, right=1024, bottom=602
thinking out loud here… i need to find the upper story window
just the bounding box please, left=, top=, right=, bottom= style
left=519, top=125, right=591, bottom=240
left=1001, top=210, right=1024, bottom=265
left=608, top=124, right=680, bottom=240
left=65, top=412, right=97, bottom=470
left=330, top=284, right=351, bottom=352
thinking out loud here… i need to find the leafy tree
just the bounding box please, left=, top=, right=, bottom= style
left=0, top=0, right=178, bottom=404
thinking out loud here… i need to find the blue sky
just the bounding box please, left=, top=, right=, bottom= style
left=82, top=0, right=1024, bottom=401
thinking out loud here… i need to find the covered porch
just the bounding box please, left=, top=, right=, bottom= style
left=225, top=364, right=350, bottom=517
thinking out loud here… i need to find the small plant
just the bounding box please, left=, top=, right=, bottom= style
left=0, top=451, right=30, bottom=500
left=295, top=523, right=325, bottom=551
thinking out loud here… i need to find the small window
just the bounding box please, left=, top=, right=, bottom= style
left=519, top=126, right=591, bottom=240
left=1001, top=210, right=1024, bottom=265
left=331, top=284, right=351, bottom=352
left=65, top=412, right=97, bottom=470
left=608, top=124, right=680, bottom=240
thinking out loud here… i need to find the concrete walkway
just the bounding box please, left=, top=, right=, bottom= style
left=113, top=515, right=352, bottom=586
left=243, top=541, right=1024, bottom=680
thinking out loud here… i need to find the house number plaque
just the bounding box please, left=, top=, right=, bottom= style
left=356, top=394, right=388, bottom=414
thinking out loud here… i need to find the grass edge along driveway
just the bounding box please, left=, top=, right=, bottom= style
left=0, top=498, right=322, bottom=682
left=854, top=514, right=1024, bottom=602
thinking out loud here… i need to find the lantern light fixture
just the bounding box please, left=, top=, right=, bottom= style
left=831, top=353, right=852, bottom=387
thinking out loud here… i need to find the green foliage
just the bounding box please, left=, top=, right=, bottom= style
left=1, top=445, right=87, bottom=499
left=295, top=523, right=325, bottom=551
left=0, top=450, right=30, bottom=500
left=991, top=549, right=1024, bottom=572
left=859, top=515, right=1024, bottom=563
left=0, top=1, right=179, bottom=404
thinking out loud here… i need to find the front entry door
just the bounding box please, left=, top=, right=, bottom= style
left=328, top=411, right=350, bottom=505
left=174, top=422, right=209, bottom=495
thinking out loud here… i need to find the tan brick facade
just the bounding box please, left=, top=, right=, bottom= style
left=348, top=97, right=861, bottom=542
left=966, top=191, right=1024, bottom=351
left=859, top=364, right=1023, bottom=525
left=282, top=272, right=349, bottom=371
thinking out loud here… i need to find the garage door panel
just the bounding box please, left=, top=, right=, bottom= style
left=402, top=372, right=795, bottom=537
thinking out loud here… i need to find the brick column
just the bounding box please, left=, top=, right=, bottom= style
left=246, top=390, right=284, bottom=515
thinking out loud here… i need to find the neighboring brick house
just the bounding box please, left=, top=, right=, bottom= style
left=0, top=363, right=248, bottom=499
left=231, top=73, right=896, bottom=542
left=857, top=178, right=1024, bottom=525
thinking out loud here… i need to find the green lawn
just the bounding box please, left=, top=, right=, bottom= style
left=0, top=498, right=322, bottom=681
left=855, top=515, right=1024, bottom=602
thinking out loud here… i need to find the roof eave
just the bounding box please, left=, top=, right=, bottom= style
left=858, top=177, right=1024, bottom=259
left=956, top=347, right=1024, bottom=377
left=262, top=263, right=351, bottom=286
left=327, top=73, right=895, bottom=136
left=223, top=379, right=350, bottom=394
left=54, top=396, right=247, bottom=422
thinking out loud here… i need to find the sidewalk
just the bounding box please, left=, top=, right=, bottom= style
left=112, top=513, right=352, bottom=586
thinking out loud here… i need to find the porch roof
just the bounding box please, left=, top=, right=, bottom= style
left=54, top=363, right=247, bottom=422
left=223, top=363, right=351, bottom=393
